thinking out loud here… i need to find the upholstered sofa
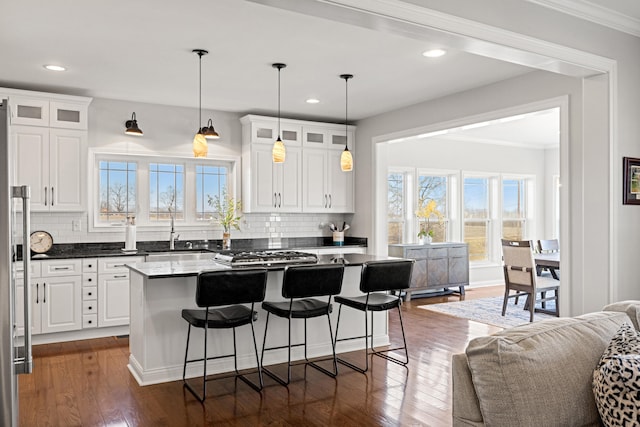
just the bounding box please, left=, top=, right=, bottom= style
left=451, top=301, right=640, bottom=427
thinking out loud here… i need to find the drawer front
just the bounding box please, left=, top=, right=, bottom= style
left=82, top=258, right=98, bottom=273
left=406, top=249, right=429, bottom=259
left=82, top=273, right=97, bottom=287
left=98, top=257, right=143, bottom=274
left=83, top=300, right=97, bottom=315
left=82, top=286, right=97, bottom=300
left=83, top=314, right=98, bottom=328
left=428, top=248, right=448, bottom=259
left=41, top=259, right=82, bottom=277
left=448, top=246, right=468, bottom=258
left=14, top=261, right=42, bottom=279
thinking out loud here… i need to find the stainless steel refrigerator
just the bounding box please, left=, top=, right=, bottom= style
left=0, top=99, right=33, bottom=426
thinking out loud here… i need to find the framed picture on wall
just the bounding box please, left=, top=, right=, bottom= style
left=623, top=157, right=640, bottom=205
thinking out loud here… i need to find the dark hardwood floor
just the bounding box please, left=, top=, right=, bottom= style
left=19, top=286, right=503, bottom=427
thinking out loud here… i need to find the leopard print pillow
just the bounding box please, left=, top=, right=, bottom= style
left=592, top=322, right=640, bottom=427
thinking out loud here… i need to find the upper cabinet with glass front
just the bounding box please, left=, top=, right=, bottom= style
left=3, top=88, right=92, bottom=212
left=8, top=95, right=89, bottom=129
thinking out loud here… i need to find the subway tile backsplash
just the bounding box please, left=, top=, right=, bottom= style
left=30, top=212, right=353, bottom=244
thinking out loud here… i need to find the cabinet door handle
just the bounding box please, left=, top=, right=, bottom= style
left=114, top=274, right=127, bottom=279
left=43, top=283, right=46, bottom=303
left=324, top=194, right=327, bottom=208
left=278, top=193, right=282, bottom=208
left=36, top=283, right=39, bottom=304
left=44, top=187, right=47, bottom=206
left=328, top=194, right=332, bottom=209
left=51, top=187, right=54, bottom=206
left=274, top=193, right=277, bottom=208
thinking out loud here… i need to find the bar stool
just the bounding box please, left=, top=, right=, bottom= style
left=182, top=268, right=268, bottom=402
left=260, top=264, right=345, bottom=386
left=334, top=259, right=414, bottom=373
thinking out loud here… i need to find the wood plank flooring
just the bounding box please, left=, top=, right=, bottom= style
left=19, top=286, right=503, bottom=427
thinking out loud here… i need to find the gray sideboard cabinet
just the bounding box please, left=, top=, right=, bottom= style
left=388, top=243, right=469, bottom=301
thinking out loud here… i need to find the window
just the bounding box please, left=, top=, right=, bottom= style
left=149, top=163, right=184, bottom=221
left=502, top=178, right=527, bottom=240
left=196, top=165, right=228, bottom=221
left=387, top=172, right=406, bottom=244
left=92, top=153, right=236, bottom=229
left=417, top=174, right=448, bottom=242
left=464, top=176, right=491, bottom=262
left=99, top=161, right=136, bottom=222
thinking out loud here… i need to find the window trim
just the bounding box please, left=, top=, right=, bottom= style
left=88, top=150, right=240, bottom=232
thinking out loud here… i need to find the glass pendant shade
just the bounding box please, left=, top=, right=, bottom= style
left=340, top=148, right=353, bottom=172
left=193, top=132, right=208, bottom=157
left=272, top=137, right=286, bottom=163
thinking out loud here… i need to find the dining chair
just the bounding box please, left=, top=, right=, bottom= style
left=536, top=239, right=560, bottom=279
left=501, top=239, right=559, bottom=322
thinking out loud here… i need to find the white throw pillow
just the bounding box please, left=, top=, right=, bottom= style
left=592, top=322, right=640, bottom=427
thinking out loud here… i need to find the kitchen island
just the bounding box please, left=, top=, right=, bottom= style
left=126, top=254, right=396, bottom=386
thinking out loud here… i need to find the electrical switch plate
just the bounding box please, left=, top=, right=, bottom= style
left=72, top=219, right=81, bottom=231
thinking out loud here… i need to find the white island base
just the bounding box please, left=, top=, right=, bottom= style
left=128, top=264, right=390, bottom=386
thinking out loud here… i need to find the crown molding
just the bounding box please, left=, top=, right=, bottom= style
left=527, top=0, right=640, bottom=38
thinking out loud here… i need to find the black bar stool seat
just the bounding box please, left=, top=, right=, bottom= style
left=335, top=293, right=400, bottom=312
left=182, top=268, right=268, bottom=403
left=261, top=263, right=345, bottom=386
left=182, top=305, right=257, bottom=329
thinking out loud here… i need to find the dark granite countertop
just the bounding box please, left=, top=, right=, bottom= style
left=127, top=253, right=391, bottom=279
left=16, top=236, right=367, bottom=261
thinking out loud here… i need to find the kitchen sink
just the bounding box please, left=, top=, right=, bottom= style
left=145, top=251, right=216, bottom=262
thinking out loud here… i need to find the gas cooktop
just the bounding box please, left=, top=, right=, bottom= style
left=213, top=250, right=318, bottom=267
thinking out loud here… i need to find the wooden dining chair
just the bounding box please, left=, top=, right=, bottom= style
left=537, top=239, right=559, bottom=279
left=501, top=239, right=559, bottom=322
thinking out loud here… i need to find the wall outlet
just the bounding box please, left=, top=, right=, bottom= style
left=72, top=219, right=81, bottom=232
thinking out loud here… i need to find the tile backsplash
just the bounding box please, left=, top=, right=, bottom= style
left=30, top=212, right=353, bottom=244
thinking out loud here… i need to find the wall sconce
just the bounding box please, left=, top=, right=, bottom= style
left=125, top=112, right=143, bottom=136
left=202, top=118, right=220, bottom=140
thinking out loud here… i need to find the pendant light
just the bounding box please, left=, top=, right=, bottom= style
left=340, top=74, right=354, bottom=172
left=272, top=63, right=286, bottom=163
left=202, top=118, right=220, bottom=140
left=192, top=49, right=209, bottom=157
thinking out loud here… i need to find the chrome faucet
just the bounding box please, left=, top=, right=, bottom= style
left=169, top=215, right=179, bottom=250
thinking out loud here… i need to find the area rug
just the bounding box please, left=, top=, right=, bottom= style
left=418, top=296, right=558, bottom=328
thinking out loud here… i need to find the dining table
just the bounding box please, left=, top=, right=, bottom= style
left=534, top=252, right=560, bottom=279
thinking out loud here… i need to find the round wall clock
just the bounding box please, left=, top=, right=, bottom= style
left=29, top=230, right=53, bottom=254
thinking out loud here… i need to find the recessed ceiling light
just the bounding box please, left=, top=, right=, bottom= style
left=44, top=64, right=66, bottom=71
left=422, top=49, right=447, bottom=58
left=306, top=98, right=320, bottom=104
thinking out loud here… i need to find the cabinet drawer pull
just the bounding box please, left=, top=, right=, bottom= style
left=87, top=278, right=92, bottom=282
left=53, top=266, right=70, bottom=271
left=87, top=320, right=92, bottom=324
left=114, top=274, right=127, bottom=279
left=87, top=292, right=92, bottom=296
left=88, top=306, right=93, bottom=310
left=113, top=264, right=125, bottom=268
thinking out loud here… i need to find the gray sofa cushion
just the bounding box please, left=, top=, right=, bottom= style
left=465, top=311, right=628, bottom=427
left=602, top=301, right=640, bottom=331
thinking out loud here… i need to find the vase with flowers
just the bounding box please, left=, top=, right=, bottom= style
left=207, top=190, right=242, bottom=250
left=416, top=199, right=444, bottom=244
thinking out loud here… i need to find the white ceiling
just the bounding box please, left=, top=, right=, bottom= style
left=0, top=0, right=634, bottom=145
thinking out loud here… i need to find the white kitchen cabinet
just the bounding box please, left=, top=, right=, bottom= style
left=241, top=114, right=355, bottom=213
left=39, top=275, right=83, bottom=334
left=97, top=257, right=144, bottom=328
left=14, top=262, right=42, bottom=336
left=12, top=125, right=86, bottom=212
left=302, top=148, right=354, bottom=213
left=302, top=125, right=354, bottom=150
left=248, top=144, right=302, bottom=212
left=8, top=95, right=88, bottom=129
